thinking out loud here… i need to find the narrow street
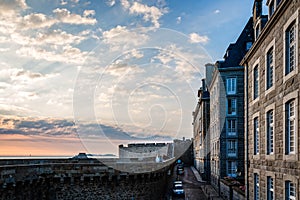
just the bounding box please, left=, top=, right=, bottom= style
left=165, top=165, right=207, bottom=200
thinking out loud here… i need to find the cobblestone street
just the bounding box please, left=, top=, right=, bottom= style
left=165, top=166, right=207, bottom=200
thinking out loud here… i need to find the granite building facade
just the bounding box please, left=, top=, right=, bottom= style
left=193, top=75, right=211, bottom=182
left=193, top=17, right=253, bottom=195
left=241, top=0, right=300, bottom=199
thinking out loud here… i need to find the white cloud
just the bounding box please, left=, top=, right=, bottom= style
left=102, top=26, right=149, bottom=51
left=214, top=9, right=220, bottom=14
left=120, top=0, right=130, bottom=9
left=60, top=0, right=68, bottom=5
left=129, top=2, right=166, bottom=28
left=16, top=45, right=89, bottom=64
left=106, top=0, right=116, bottom=7
left=189, top=33, right=209, bottom=44
left=11, top=28, right=86, bottom=46
left=83, top=10, right=95, bottom=17
left=0, top=48, right=9, bottom=52
left=34, top=29, right=86, bottom=45
left=176, top=16, right=181, bottom=24
left=20, top=13, right=56, bottom=29
left=0, top=0, right=28, bottom=16
left=53, top=8, right=97, bottom=25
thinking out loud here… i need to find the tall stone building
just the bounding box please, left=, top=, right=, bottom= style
left=193, top=75, right=211, bottom=181
left=192, top=17, right=253, bottom=194
left=241, top=0, right=300, bottom=199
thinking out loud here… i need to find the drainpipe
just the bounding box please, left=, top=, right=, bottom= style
left=245, top=62, right=249, bottom=200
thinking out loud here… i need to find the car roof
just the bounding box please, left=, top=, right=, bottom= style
left=174, top=184, right=183, bottom=187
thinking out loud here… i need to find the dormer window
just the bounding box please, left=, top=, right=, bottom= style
left=269, top=0, right=275, bottom=17
left=246, top=42, right=253, bottom=50
left=276, top=0, right=281, bottom=6
left=255, top=23, right=260, bottom=40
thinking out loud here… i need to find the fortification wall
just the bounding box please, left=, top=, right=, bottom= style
left=0, top=158, right=169, bottom=200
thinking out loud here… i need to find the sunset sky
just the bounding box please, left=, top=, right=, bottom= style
left=0, top=0, right=264, bottom=156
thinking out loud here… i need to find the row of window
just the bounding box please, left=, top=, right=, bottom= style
left=254, top=173, right=296, bottom=200
left=253, top=18, right=297, bottom=100
left=253, top=99, right=296, bottom=156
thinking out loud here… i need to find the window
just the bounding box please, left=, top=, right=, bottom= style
left=266, top=48, right=274, bottom=89
left=255, top=24, right=260, bottom=40
left=227, top=99, right=237, bottom=115
left=285, top=181, right=296, bottom=200
left=227, top=161, right=237, bottom=177
left=269, top=1, right=275, bottom=17
left=277, top=0, right=281, bottom=6
left=227, top=140, right=237, bottom=157
left=285, top=100, right=295, bottom=154
left=285, top=21, right=296, bottom=75
left=254, top=65, right=259, bottom=99
left=246, top=41, right=252, bottom=50
left=267, top=176, right=274, bottom=200
left=227, top=119, right=237, bottom=136
left=226, top=78, right=236, bottom=94
left=254, top=173, right=260, bottom=200
left=266, top=110, right=274, bottom=155
left=254, top=117, right=259, bottom=155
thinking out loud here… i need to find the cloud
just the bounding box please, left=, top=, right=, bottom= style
left=106, top=0, right=116, bottom=7
left=105, top=63, right=145, bottom=77
left=0, top=117, right=76, bottom=136
left=83, top=10, right=95, bottom=17
left=214, top=9, right=220, bottom=14
left=120, top=0, right=130, bottom=9
left=0, top=48, right=9, bottom=52
left=20, top=13, right=57, bottom=29
left=53, top=8, right=97, bottom=25
left=0, top=0, right=28, bottom=16
left=176, top=16, right=182, bottom=24
left=102, top=26, right=149, bottom=51
left=189, top=32, right=209, bottom=44
left=129, top=2, right=166, bottom=28
left=16, top=45, right=89, bottom=64
left=60, top=0, right=68, bottom=5
left=0, top=116, right=171, bottom=142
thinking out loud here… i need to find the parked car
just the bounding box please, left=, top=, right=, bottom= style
left=177, top=168, right=184, bottom=175
left=172, top=184, right=185, bottom=196
left=173, top=180, right=183, bottom=186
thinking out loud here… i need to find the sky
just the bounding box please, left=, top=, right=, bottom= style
left=0, top=0, right=266, bottom=156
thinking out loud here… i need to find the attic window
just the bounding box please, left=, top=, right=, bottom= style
left=276, top=0, right=281, bottom=6
left=269, top=0, right=275, bottom=17
left=246, top=42, right=252, bottom=50
left=255, top=23, right=260, bottom=40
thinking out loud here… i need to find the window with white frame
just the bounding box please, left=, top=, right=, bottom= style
left=255, top=24, right=260, bottom=40
left=254, top=173, right=260, bottom=200
left=266, top=110, right=274, bottom=155
left=266, top=47, right=274, bottom=89
left=254, top=117, right=259, bottom=155
left=285, top=181, right=296, bottom=200
left=226, top=78, right=236, bottom=94
left=285, top=100, right=295, bottom=154
left=267, top=176, right=274, bottom=200
left=227, top=161, right=237, bottom=177
left=269, top=0, right=275, bottom=17
left=227, top=98, right=237, bottom=115
left=254, top=65, right=259, bottom=99
left=227, top=119, right=237, bottom=135
left=285, top=21, right=296, bottom=75
left=227, top=140, right=237, bottom=157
